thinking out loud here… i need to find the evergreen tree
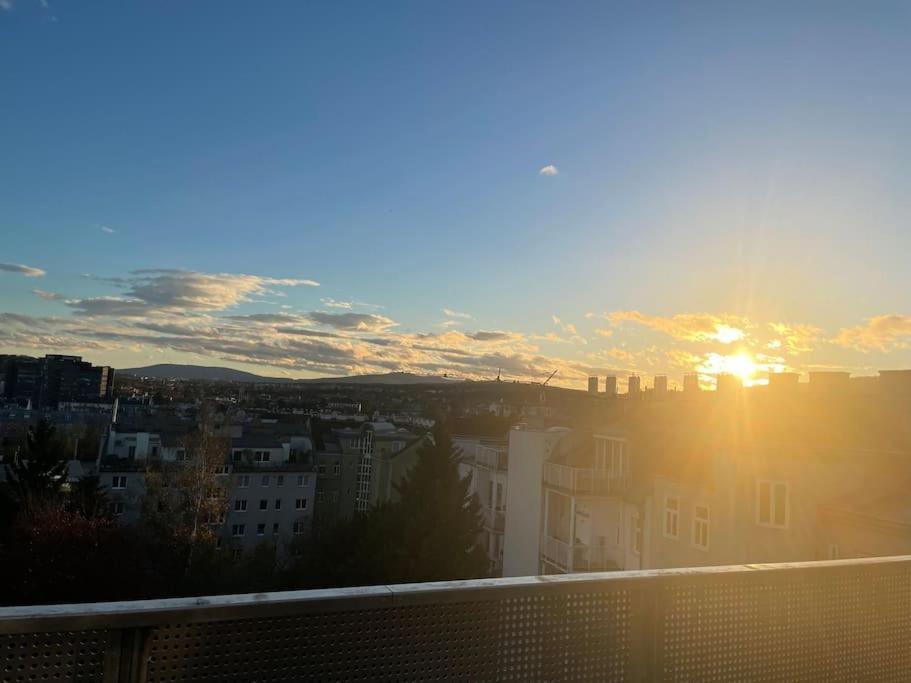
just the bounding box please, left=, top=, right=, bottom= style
left=3, top=420, right=68, bottom=515
left=388, top=422, right=488, bottom=582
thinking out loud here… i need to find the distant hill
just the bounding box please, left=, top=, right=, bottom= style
left=119, top=364, right=291, bottom=383
left=118, top=364, right=452, bottom=385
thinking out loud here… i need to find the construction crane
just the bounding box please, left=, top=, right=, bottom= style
left=542, top=370, right=557, bottom=386
left=539, top=370, right=557, bottom=405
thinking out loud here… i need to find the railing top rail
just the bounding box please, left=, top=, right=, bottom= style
left=2, top=555, right=910, bottom=634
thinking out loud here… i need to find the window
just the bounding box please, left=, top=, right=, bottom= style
left=664, top=496, right=679, bottom=539
left=175, top=449, right=187, bottom=462
left=296, top=498, right=308, bottom=510
left=234, top=499, right=247, bottom=512
left=495, top=482, right=504, bottom=510
left=297, top=474, right=309, bottom=487
left=488, top=480, right=494, bottom=508
left=231, top=524, right=245, bottom=537
left=111, top=501, right=125, bottom=516
left=262, top=475, right=270, bottom=486
left=150, top=446, right=160, bottom=458
left=333, top=463, right=340, bottom=476
left=293, top=520, right=306, bottom=535
left=632, top=515, right=642, bottom=555
left=232, top=450, right=244, bottom=463
left=259, top=499, right=268, bottom=511
left=318, top=464, right=327, bottom=476
left=757, top=480, right=789, bottom=528
left=237, top=474, right=250, bottom=488
left=127, top=446, right=136, bottom=458
left=274, top=498, right=282, bottom=510
left=215, top=465, right=230, bottom=475
left=255, top=450, right=271, bottom=463
left=272, top=522, right=279, bottom=535
left=256, top=523, right=266, bottom=536
left=112, top=475, right=127, bottom=489
left=276, top=475, right=284, bottom=486
left=693, top=504, right=710, bottom=551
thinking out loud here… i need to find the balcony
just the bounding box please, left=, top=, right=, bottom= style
left=2, top=556, right=911, bottom=681
left=474, top=446, right=508, bottom=471
left=482, top=506, right=505, bottom=533
left=544, top=462, right=629, bottom=496
left=540, top=534, right=615, bottom=572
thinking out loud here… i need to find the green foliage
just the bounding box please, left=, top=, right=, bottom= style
left=3, top=420, right=68, bottom=514
left=293, top=422, right=487, bottom=588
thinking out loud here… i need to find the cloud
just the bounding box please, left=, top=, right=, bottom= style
left=551, top=315, right=577, bottom=335
left=769, top=322, right=821, bottom=354
left=307, top=311, right=398, bottom=332
left=539, top=165, right=559, bottom=176
left=0, top=0, right=13, bottom=10
left=0, top=262, right=45, bottom=277
left=443, top=308, right=473, bottom=320
left=65, top=269, right=318, bottom=316
left=605, top=310, right=748, bottom=344
left=321, top=298, right=353, bottom=310
left=834, top=315, right=911, bottom=352
left=99, top=225, right=116, bottom=234
left=594, top=328, right=614, bottom=338
left=33, top=289, right=63, bottom=301
left=467, top=330, right=522, bottom=342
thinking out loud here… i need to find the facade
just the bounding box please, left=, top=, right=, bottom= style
left=456, top=434, right=509, bottom=574
left=0, top=354, right=114, bottom=408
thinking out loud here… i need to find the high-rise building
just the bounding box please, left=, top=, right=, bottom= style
left=627, top=375, right=641, bottom=397
left=587, top=376, right=599, bottom=394
left=654, top=375, right=668, bottom=397
left=0, top=354, right=114, bottom=408
left=683, top=374, right=700, bottom=395
left=605, top=376, right=618, bottom=397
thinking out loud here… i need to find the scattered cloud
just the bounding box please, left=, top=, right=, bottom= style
left=769, top=322, right=821, bottom=354
left=551, top=315, right=577, bottom=335
left=834, top=315, right=911, bottom=352
left=594, top=328, right=614, bottom=338
left=605, top=310, right=748, bottom=344
left=538, top=165, right=559, bottom=176
left=307, top=311, right=397, bottom=332
left=65, top=269, right=318, bottom=316
left=0, top=0, right=13, bottom=10
left=321, top=298, right=353, bottom=310
left=443, top=308, right=473, bottom=320
left=33, top=289, right=63, bottom=301
left=0, top=262, right=45, bottom=277
left=99, top=225, right=116, bottom=234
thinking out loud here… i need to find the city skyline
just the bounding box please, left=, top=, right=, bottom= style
left=2, top=1, right=910, bottom=387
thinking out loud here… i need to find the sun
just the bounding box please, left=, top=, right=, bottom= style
left=698, top=351, right=763, bottom=386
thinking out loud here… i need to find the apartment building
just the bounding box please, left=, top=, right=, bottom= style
left=455, top=434, right=509, bottom=574
left=313, top=421, right=426, bottom=529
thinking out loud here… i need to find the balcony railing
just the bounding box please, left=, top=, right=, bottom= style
left=2, top=556, right=911, bottom=681
left=540, top=534, right=615, bottom=572
left=544, top=462, right=629, bottom=496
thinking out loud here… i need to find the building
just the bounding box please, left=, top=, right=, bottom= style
left=587, top=377, right=599, bottom=394
left=604, top=376, right=617, bottom=397
left=0, top=354, right=114, bottom=408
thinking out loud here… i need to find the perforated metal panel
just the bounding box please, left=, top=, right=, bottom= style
left=658, top=563, right=911, bottom=682
left=145, top=588, right=633, bottom=681
left=0, top=630, right=107, bottom=682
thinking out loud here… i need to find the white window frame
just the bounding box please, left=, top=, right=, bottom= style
left=664, top=496, right=679, bottom=539
left=231, top=523, right=245, bottom=537
left=296, top=498, right=308, bottom=510
left=234, top=499, right=247, bottom=512
left=238, top=474, right=250, bottom=488
left=112, top=475, right=127, bottom=490
left=111, top=501, right=125, bottom=516
left=756, top=480, right=789, bottom=528
left=692, top=503, right=710, bottom=551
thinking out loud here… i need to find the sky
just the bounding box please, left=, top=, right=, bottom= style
left=1, top=1, right=910, bottom=389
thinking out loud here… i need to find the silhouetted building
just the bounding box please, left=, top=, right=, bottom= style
left=809, top=371, right=850, bottom=396
left=683, top=374, right=700, bottom=395
left=769, top=372, right=799, bottom=396
left=0, top=354, right=114, bottom=408
left=716, top=373, right=742, bottom=396
left=627, top=375, right=641, bottom=397
left=587, top=377, right=599, bottom=394
left=605, top=376, right=618, bottom=397
left=654, top=375, right=668, bottom=397
left=879, top=370, right=911, bottom=398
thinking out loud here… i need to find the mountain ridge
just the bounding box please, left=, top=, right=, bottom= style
left=118, top=363, right=454, bottom=385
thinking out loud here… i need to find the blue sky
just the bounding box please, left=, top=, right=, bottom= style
left=2, top=1, right=910, bottom=386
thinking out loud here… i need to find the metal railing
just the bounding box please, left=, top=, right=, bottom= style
left=544, top=462, right=630, bottom=496
left=2, top=556, right=911, bottom=681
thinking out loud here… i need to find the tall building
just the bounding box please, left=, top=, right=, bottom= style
left=627, top=375, right=641, bottom=397
left=683, top=374, right=700, bottom=395
left=0, top=354, right=114, bottom=408
left=654, top=375, right=668, bottom=397
left=605, top=376, right=618, bottom=397
left=587, top=376, right=599, bottom=394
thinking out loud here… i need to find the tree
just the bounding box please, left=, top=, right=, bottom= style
left=139, top=409, right=229, bottom=590
left=388, top=423, right=488, bottom=582
left=3, top=420, right=68, bottom=515
left=68, top=475, right=110, bottom=519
